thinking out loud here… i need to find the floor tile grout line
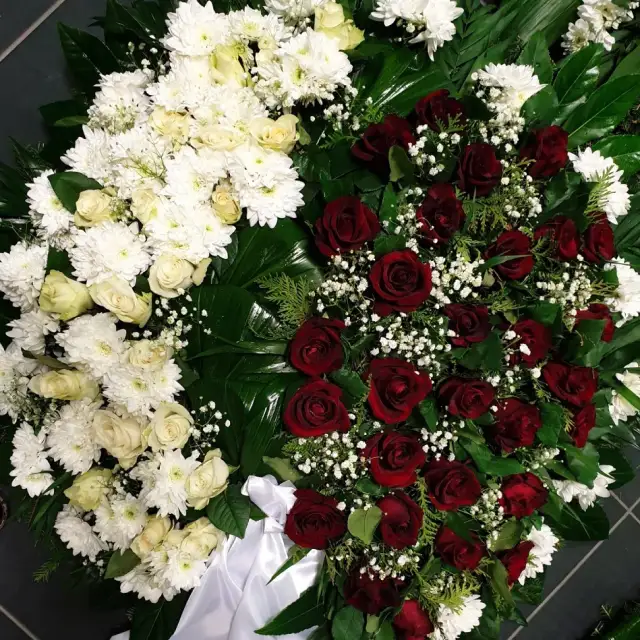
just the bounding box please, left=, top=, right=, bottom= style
left=0, top=0, right=68, bottom=64
left=611, top=491, right=631, bottom=510
left=0, top=603, right=40, bottom=640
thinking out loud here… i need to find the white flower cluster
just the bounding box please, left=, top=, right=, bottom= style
left=431, top=594, right=486, bottom=640
left=518, top=523, right=559, bottom=585
left=535, top=264, right=593, bottom=314
left=408, top=128, right=462, bottom=172
left=607, top=259, right=640, bottom=322
left=609, top=363, right=640, bottom=424
left=553, top=464, right=616, bottom=510
left=430, top=253, right=484, bottom=307
left=370, top=0, right=463, bottom=60
left=563, top=0, right=638, bottom=53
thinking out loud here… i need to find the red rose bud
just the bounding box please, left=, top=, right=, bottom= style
left=415, top=89, right=466, bottom=132
left=534, top=216, right=580, bottom=260
left=575, top=303, right=615, bottom=343
left=571, top=403, right=596, bottom=448
left=500, top=473, right=548, bottom=518
left=424, top=459, right=482, bottom=511
left=314, top=196, right=381, bottom=258
left=444, top=304, right=491, bottom=348
left=352, top=115, right=415, bottom=175
left=416, top=184, right=466, bottom=245
left=284, top=489, right=347, bottom=549
left=283, top=379, right=350, bottom=437
left=289, top=317, right=345, bottom=376
left=498, top=541, right=535, bottom=585
left=490, top=398, right=541, bottom=453
left=365, top=358, right=432, bottom=424
left=364, top=432, right=426, bottom=488
left=369, top=249, right=432, bottom=316
left=542, top=362, right=598, bottom=407
left=393, top=599, right=434, bottom=639
left=486, top=230, right=534, bottom=280
left=520, top=126, right=569, bottom=178
left=458, top=143, right=503, bottom=197
left=512, top=318, right=552, bottom=367
left=438, top=377, right=495, bottom=419
left=377, top=492, right=423, bottom=549
left=344, top=571, right=401, bottom=615
left=582, top=214, right=616, bottom=264
left=434, top=526, right=486, bottom=571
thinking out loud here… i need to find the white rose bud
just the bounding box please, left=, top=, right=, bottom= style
left=127, top=340, right=172, bottom=370
left=29, top=369, right=99, bottom=401
left=64, top=467, right=112, bottom=511
left=211, top=180, right=242, bottom=224
left=89, top=277, right=152, bottom=326
left=130, top=515, right=172, bottom=558
left=185, top=449, right=230, bottom=510
left=74, top=189, right=115, bottom=227
left=209, top=45, right=247, bottom=87
left=148, top=254, right=210, bottom=298
left=322, top=22, right=365, bottom=50
left=315, top=2, right=345, bottom=29
left=145, top=402, right=193, bottom=451
left=93, top=409, right=147, bottom=469
left=182, top=518, right=223, bottom=559
left=191, top=124, right=245, bottom=150
left=149, top=107, right=190, bottom=142
left=249, top=115, right=299, bottom=154
left=38, top=270, right=93, bottom=321
left=131, top=189, right=161, bottom=225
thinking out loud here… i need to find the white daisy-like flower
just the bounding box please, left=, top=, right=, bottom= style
left=570, top=147, right=620, bottom=182
left=476, top=63, right=545, bottom=109
left=93, top=493, right=147, bottom=550
left=610, top=363, right=640, bottom=425
left=116, top=563, right=164, bottom=603
left=69, top=221, right=152, bottom=285
left=0, top=341, right=38, bottom=421
left=7, top=309, right=59, bottom=355
left=0, top=241, right=48, bottom=311
left=553, top=464, right=616, bottom=510
left=10, top=422, right=53, bottom=497
left=55, top=504, right=109, bottom=561
left=163, top=0, right=229, bottom=56
left=562, top=19, right=595, bottom=53
left=432, top=594, right=486, bottom=640
left=26, top=170, right=73, bottom=245
left=228, top=7, right=291, bottom=44
left=265, top=0, right=325, bottom=20
left=147, top=546, right=208, bottom=592
left=602, top=180, right=630, bottom=223
left=607, top=260, right=640, bottom=322
left=519, top=523, right=559, bottom=584
left=62, top=126, right=114, bottom=184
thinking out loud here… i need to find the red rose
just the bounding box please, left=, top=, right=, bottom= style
left=575, top=303, right=615, bottom=343
left=378, top=492, right=423, bottom=549
left=434, top=526, right=486, bottom=571
left=534, top=216, right=579, bottom=260
left=369, top=250, right=432, bottom=316
left=284, top=489, right=347, bottom=549
left=416, top=184, right=466, bottom=245
left=352, top=115, right=415, bottom=174
left=571, top=404, right=596, bottom=448
left=458, top=143, right=503, bottom=197
left=490, top=398, right=541, bottom=453
left=512, top=318, right=552, bottom=367
left=438, top=377, right=495, bottom=419
left=344, top=571, right=401, bottom=615
left=415, top=90, right=466, bottom=132
left=582, top=215, right=615, bottom=264
left=364, top=432, right=426, bottom=488
left=283, top=379, right=350, bottom=437
left=393, top=600, right=434, bottom=640
left=542, top=362, right=598, bottom=407
left=498, top=541, right=535, bottom=585
left=365, top=358, right=432, bottom=424
left=486, top=230, right=534, bottom=280
left=289, top=317, right=345, bottom=375
left=444, top=304, right=491, bottom=348
left=500, top=473, right=548, bottom=518
left=424, top=459, right=482, bottom=511
left=520, top=126, right=569, bottom=178
left=314, top=196, right=381, bottom=257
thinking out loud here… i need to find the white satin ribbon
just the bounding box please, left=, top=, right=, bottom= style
left=111, top=475, right=323, bottom=640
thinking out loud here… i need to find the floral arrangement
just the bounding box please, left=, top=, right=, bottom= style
left=0, top=0, right=639, bottom=638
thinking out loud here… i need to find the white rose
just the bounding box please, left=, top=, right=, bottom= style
left=249, top=115, right=299, bottom=154
left=29, top=369, right=99, bottom=401
left=131, top=515, right=172, bottom=558
left=38, top=271, right=93, bottom=321
left=93, top=409, right=147, bottom=469
left=185, top=449, right=230, bottom=510
left=182, top=518, right=223, bottom=559
left=149, top=107, right=190, bottom=142
left=321, top=22, right=364, bottom=50
left=127, top=340, right=172, bottom=370
left=89, top=277, right=152, bottom=327
left=211, top=181, right=242, bottom=224
left=64, top=467, right=112, bottom=511
left=130, top=189, right=161, bottom=224
left=145, top=402, right=193, bottom=451
left=74, top=190, right=115, bottom=227
left=209, top=45, right=247, bottom=87
left=315, top=2, right=345, bottom=29
left=191, top=124, right=246, bottom=150
left=148, top=254, right=210, bottom=298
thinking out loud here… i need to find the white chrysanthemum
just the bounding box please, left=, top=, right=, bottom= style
left=602, top=180, right=630, bottom=223
left=228, top=7, right=291, bottom=44
left=46, top=399, right=102, bottom=475
left=0, top=241, right=48, bottom=311
left=608, top=260, right=640, bottom=321
left=133, top=449, right=200, bottom=517
left=69, top=222, right=152, bottom=285
left=553, top=464, right=616, bottom=510
left=7, top=310, right=59, bottom=355
left=610, top=363, right=640, bottom=425
left=163, top=0, right=229, bottom=56
left=570, top=147, right=619, bottom=182
left=55, top=504, right=108, bottom=561
left=56, top=313, right=127, bottom=378
left=432, top=594, right=486, bottom=640
left=519, top=523, right=559, bottom=584
left=265, top=0, right=326, bottom=20
left=94, top=493, right=147, bottom=550
left=62, top=126, right=114, bottom=184
left=10, top=422, right=53, bottom=497
left=0, top=341, right=38, bottom=421
left=477, top=63, right=544, bottom=109
left=562, top=19, right=596, bottom=53
left=117, top=563, right=164, bottom=603
left=147, top=546, right=208, bottom=592
left=26, top=170, right=73, bottom=246
left=237, top=173, right=304, bottom=227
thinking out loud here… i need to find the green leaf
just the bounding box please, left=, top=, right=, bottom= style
left=129, top=595, right=188, bottom=640
left=598, top=448, right=634, bottom=489
left=332, top=606, right=364, bottom=640
left=544, top=501, right=609, bottom=541
left=378, top=184, right=398, bottom=225
left=517, top=33, right=553, bottom=84
left=462, top=440, right=524, bottom=476
left=263, top=456, right=302, bottom=483
left=491, top=519, right=525, bottom=552
left=508, top=0, right=581, bottom=44
left=356, top=477, right=386, bottom=497
left=528, top=302, right=562, bottom=327
left=105, top=549, right=141, bottom=579
left=537, top=402, right=564, bottom=447
left=565, top=442, right=600, bottom=486
left=373, top=233, right=406, bottom=255
left=330, top=368, right=369, bottom=402
left=256, top=585, right=324, bottom=635
left=521, top=86, right=559, bottom=127
left=610, top=46, right=640, bottom=81
left=348, top=506, right=383, bottom=544
left=513, top=574, right=545, bottom=606
left=565, top=75, right=640, bottom=148
left=54, top=115, right=89, bottom=127
left=269, top=546, right=311, bottom=584
left=489, top=559, right=515, bottom=608
left=388, top=145, right=415, bottom=183
left=375, top=622, right=395, bottom=640
left=206, top=484, right=251, bottom=538
left=419, top=396, right=438, bottom=431
left=592, top=135, right=640, bottom=180
left=48, top=171, right=102, bottom=213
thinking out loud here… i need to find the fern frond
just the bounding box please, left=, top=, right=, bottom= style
left=33, top=559, right=60, bottom=583
left=257, top=273, right=315, bottom=331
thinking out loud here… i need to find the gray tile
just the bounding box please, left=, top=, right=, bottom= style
left=0, top=613, right=33, bottom=640
left=0, top=0, right=57, bottom=54
left=616, top=446, right=640, bottom=507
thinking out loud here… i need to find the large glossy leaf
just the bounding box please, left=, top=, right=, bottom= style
left=508, top=0, right=581, bottom=45
left=130, top=594, right=188, bottom=640
left=206, top=484, right=252, bottom=538
left=517, top=33, right=553, bottom=84
left=544, top=502, right=609, bottom=541
left=256, top=585, right=324, bottom=635
left=592, top=135, right=640, bottom=180
left=610, top=46, right=640, bottom=81
left=565, top=75, right=640, bottom=148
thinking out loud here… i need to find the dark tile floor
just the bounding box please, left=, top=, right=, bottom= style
left=1, top=2, right=640, bottom=639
